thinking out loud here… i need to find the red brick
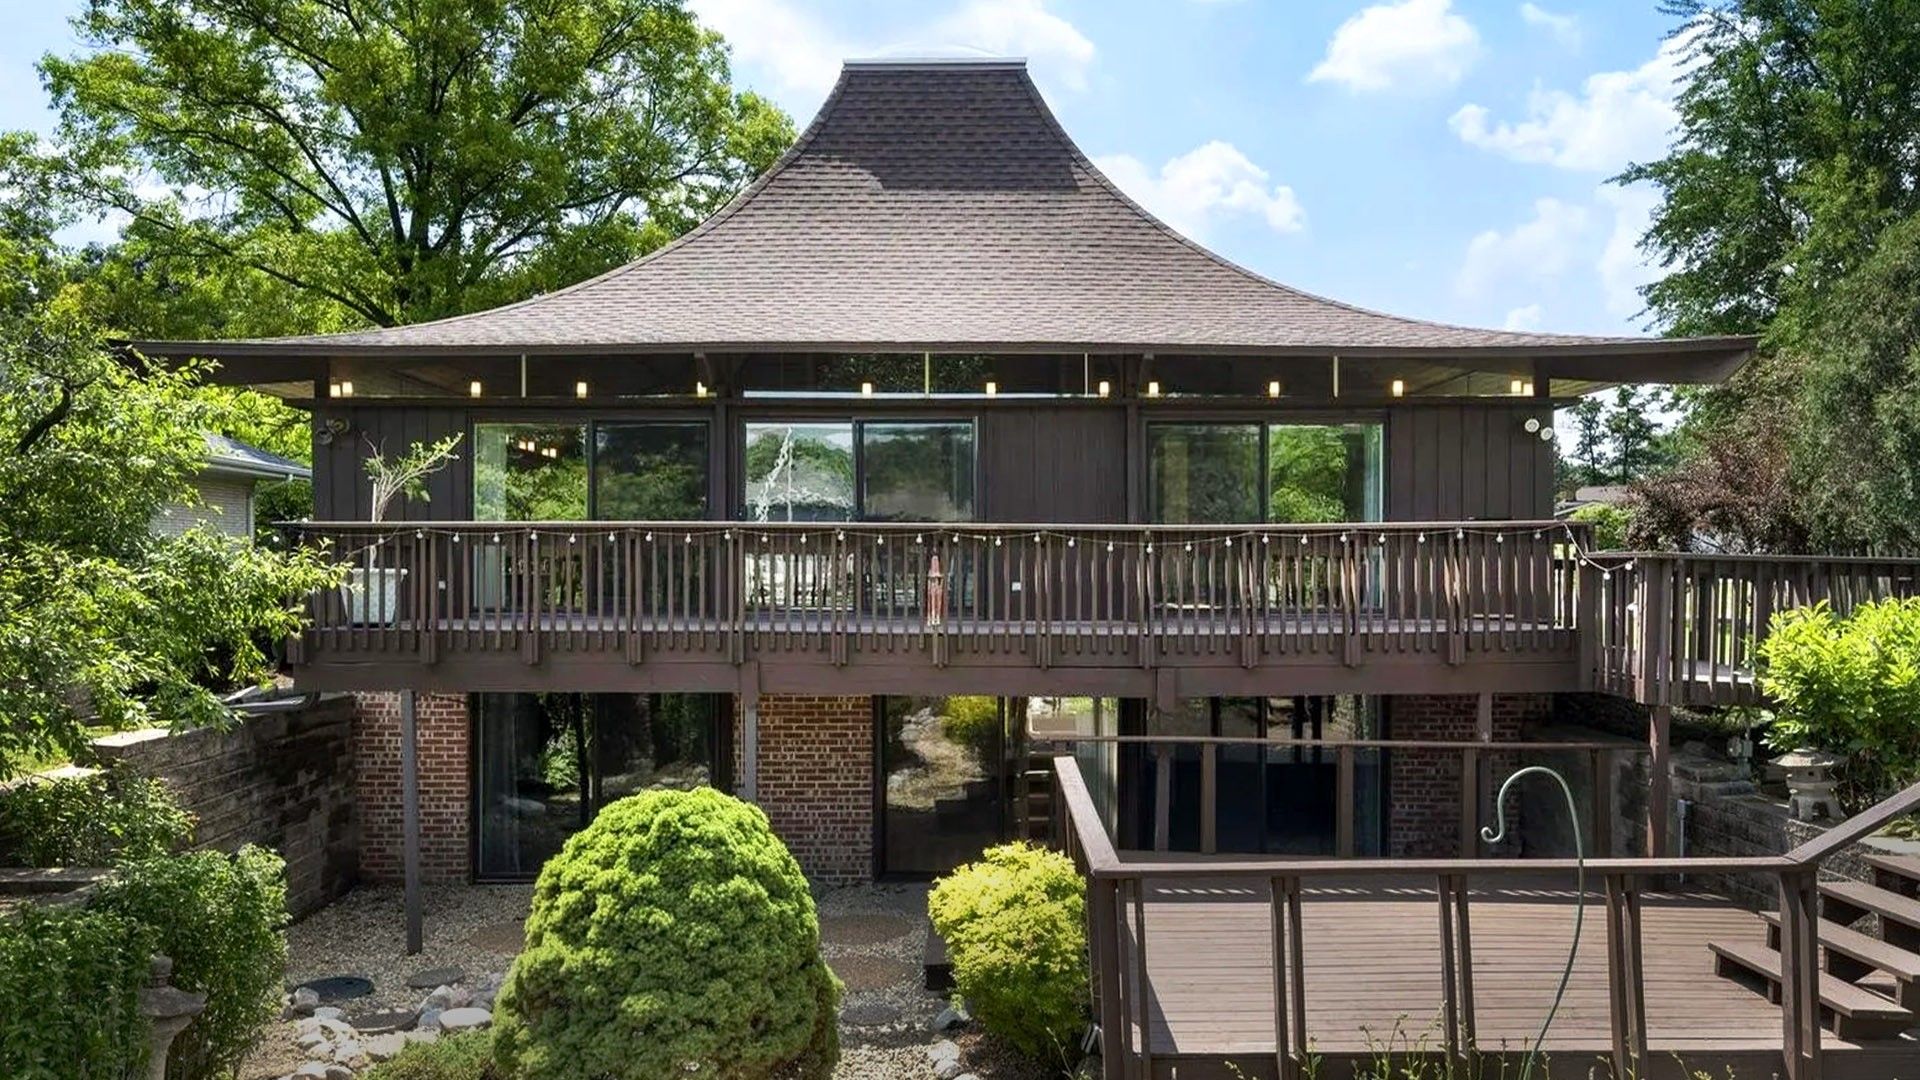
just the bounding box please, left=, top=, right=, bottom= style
left=353, top=692, right=470, bottom=884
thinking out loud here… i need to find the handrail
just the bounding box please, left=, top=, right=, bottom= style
left=1782, top=778, right=1920, bottom=866
left=287, top=518, right=1583, bottom=534
left=1586, top=550, right=1920, bottom=566
left=1032, top=733, right=1643, bottom=754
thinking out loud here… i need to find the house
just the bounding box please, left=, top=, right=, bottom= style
left=152, top=433, right=310, bottom=539
left=133, top=60, right=1920, bottom=1080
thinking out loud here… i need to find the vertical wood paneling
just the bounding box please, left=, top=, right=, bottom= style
left=1385, top=403, right=1552, bottom=525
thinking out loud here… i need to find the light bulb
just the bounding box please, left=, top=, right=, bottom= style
left=984, top=380, right=998, bottom=396
left=575, top=380, right=589, bottom=398
left=861, top=381, right=874, bottom=397
left=1390, top=379, right=1406, bottom=398
left=339, top=380, right=354, bottom=397
left=1510, top=378, right=1524, bottom=395
left=1146, top=380, right=1161, bottom=397
left=1267, top=380, right=1282, bottom=398
left=1096, top=380, right=1111, bottom=398
left=469, top=380, right=483, bottom=397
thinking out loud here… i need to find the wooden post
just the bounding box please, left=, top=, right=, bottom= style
left=1604, top=874, right=1648, bottom=1079
left=1647, top=705, right=1671, bottom=858
left=1153, top=745, right=1172, bottom=853
left=741, top=700, right=760, bottom=803
left=1270, top=876, right=1298, bottom=1080
left=1779, top=869, right=1824, bottom=1080
left=1200, top=743, right=1218, bottom=855
left=400, top=689, right=423, bottom=956
left=1459, top=748, right=1480, bottom=857
left=1089, top=877, right=1127, bottom=1080
left=1335, top=745, right=1356, bottom=857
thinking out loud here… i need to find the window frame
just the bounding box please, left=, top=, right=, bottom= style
left=734, top=414, right=980, bottom=523
left=1142, top=410, right=1388, bottom=525
left=468, top=413, right=714, bottom=522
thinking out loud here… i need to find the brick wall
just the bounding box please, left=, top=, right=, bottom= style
left=354, top=692, right=470, bottom=884
left=1386, top=694, right=1549, bottom=857
left=741, top=695, right=874, bottom=886
left=91, top=695, right=357, bottom=916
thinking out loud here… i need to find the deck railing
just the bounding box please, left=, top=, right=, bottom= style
left=284, top=519, right=1588, bottom=672
left=1030, top=732, right=1644, bottom=859
left=1584, top=553, right=1920, bottom=706
left=1051, top=752, right=1920, bottom=1080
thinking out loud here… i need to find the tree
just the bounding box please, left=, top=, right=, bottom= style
left=1618, top=1, right=1920, bottom=552
left=0, top=300, right=339, bottom=775
left=40, top=0, right=794, bottom=329
left=1623, top=0, right=1920, bottom=338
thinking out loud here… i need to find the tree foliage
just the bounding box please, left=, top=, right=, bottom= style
left=40, top=0, right=794, bottom=329
left=0, top=304, right=340, bottom=774
left=1620, top=0, right=1920, bottom=552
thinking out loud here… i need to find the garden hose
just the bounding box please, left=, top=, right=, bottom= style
left=1479, top=765, right=1585, bottom=1080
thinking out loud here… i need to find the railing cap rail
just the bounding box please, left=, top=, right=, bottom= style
left=284, top=518, right=1580, bottom=534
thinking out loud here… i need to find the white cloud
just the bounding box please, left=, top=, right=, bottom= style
left=1597, top=183, right=1662, bottom=319
left=690, top=0, right=1096, bottom=107
left=1093, top=141, right=1306, bottom=241
left=1456, top=197, right=1590, bottom=298
left=930, top=0, right=1096, bottom=90
left=1519, top=3, right=1580, bottom=47
left=1449, top=34, right=1691, bottom=170
left=1308, top=0, right=1481, bottom=93
left=1503, top=303, right=1545, bottom=331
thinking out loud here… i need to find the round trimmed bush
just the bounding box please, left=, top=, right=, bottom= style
left=491, top=787, right=839, bottom=1080
left=927, top=842, right=1087, bottom=1064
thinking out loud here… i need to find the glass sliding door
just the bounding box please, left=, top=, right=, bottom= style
left=1267, top=423, right=1383, bottom=523
left=879, top=695, right=1005, bottom=877
left=593, top=422, right=708, bottom=520
left=742, top=422, right=856, bottom=522
left=1147, top=423, right=1262, bottom=523
left=861, top=421, right=975, bottom=521
left=473, top=423, right=589, bottom=522
left=474, top=692, right=727, bottom=879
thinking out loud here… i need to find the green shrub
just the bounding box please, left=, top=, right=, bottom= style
left=1569, top=502, right=1632, bottom=550
left=927, top=841, right=1088, bottom=1064
left=940, top=695, right=1002, bottom=754
left=0, top=770, right=195, bottom=867
left=0, top=904, right=156, bottom=1079
left=1759, top=597, right=1920, bottom=807
left=492, top=787, right=839, bottom=1080
left=364, top=1030, right=499, bottom=1080
left=92, top=847, right=288, bottom=1080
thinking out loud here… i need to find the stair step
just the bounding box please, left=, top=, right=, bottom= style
left=1822, top=879, right=1920, bottom=933
left=1709, top=939, right=1916, bottom=1040
left=1761, top=912, right=1920, bottom=1009
left=1864, top=853, right=1920, bottom=894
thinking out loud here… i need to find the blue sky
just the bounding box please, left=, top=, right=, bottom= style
left=2, top=0, right=1693, bottom=339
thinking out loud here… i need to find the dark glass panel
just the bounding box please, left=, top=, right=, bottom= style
left=1147, top=423, right=1261, bottom=523
left=861, top=422, right=975, bottom=522
left=594, top=422, right=708, bottom=520
left=880, top=696, right=1004, bottom=876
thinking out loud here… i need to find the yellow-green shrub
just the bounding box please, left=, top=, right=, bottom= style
left=364, top=1030, right=498, bottom=1080
left=491, top=787, right=839, bottom=1080
left=927, top=842, right=1087, bottom=1064
left=940, top=695, right=1002, bottom=753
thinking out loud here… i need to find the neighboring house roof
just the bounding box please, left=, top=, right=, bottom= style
left=128, top=59, right=1753, bottom=380
left=202, top=433, right=311, bottom=482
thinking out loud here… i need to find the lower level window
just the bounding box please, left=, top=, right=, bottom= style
left=473, top=693, right=728, bottom=879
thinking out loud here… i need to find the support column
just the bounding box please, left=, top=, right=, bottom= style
left=741, top=701, right=759, bottom=803
left=400, top=689, right=422, bottom=955
left=1647, top=705, right=1671, bottom=858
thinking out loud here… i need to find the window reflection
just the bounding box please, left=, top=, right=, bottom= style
left=743, top=422, right=855, bottom=521
left=1147, top=422, right=1384, bottom=525
left=473, top=424, right=588, bottom=521
left=861, top=422, right=974, bottom=521
left=594, top=422, right=708, bottom=519
left=474, top=693, right=725, bottom=879
left=1148, top=424, right=1261, bottom=523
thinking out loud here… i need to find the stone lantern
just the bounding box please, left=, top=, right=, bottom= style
left=140, top=955, right=207, bottom=1080
left=1776, top=748, right=1845, bottom=822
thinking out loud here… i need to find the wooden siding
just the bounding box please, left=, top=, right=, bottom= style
left=313, top=403, right=470, bottom=521
left=1387, top=403, right=1553, bottom=522
left=979, top=406, right=1129, bottom=522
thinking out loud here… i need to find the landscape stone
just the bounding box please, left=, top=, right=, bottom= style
left=927, top=1039, right=961, bottom=1066
left=294, top=1029, right=330, bottom=1052
left=324, top=1068, right=354, bottom=1080
left=347, top=1008, right=418, bottom=1035
left=930, top=1003, right=969, bottom=1031
left=438, top=1007, right=493, bottom=1032
left=406, top=967, right=465, bottom=990
left=363, top=1032, right=408, bottom=1062
left=289, top=1062, right=331, bottom=1079
left=423, top=985, right=456, bottom=1010
left=403, top=1028, right=441, bottom=1045
left=416, top=1007, right=443, bottom=1032
left=331, top=1039, right=367, bottom=1068
left=312, top=1006, right=344, bottom=1021
left=286, top=987, right=320, bottom=1017
left=935, top=1060, right=965, bottom=1080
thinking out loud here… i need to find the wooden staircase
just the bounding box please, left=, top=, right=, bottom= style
left=1708, top=852, right=1920, bottom=1040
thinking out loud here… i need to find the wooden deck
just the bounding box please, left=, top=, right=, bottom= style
left=1119, top=873, right=1918, bottom=1078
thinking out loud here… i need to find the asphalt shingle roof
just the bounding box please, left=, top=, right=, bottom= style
left=132, top=60, right=1753, bottom=365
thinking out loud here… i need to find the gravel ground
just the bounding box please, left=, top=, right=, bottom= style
left=243, top=881, right=1056, bottom=1080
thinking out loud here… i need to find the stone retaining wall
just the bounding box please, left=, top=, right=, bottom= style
left=91, top=695, right=358, bottom=916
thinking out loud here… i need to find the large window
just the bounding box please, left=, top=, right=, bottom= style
left=473, top=693, right=728, bottom=879
left=742, top=420, right=974, bottom=522
left=878, top=695, right=1006, bottom=877
left=474, top=420, right=707, bottom=521
left=1147, top=421, right=1383, bottom=524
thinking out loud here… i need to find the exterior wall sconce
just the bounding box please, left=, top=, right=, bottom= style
left=575, top=380, right=589, bottom=399
left=338, top=380, right=354, bottom=397
left=695, top=381, right=709, bottom=398
left=861, top=381, right=875, bottom=397
left=328, top=381, right=341, bottom=398
left=1390, top=379, right=1406, bottom=397
left=1096, top=379, right=1111, bottom=398
left=985, top=380, right=998, bottom=396
left=1523, top=417, right=1556, bottom=442
left=1267, top=380, right=1282, bottom=398
left=469, top=381, right=483, bottom=397
left=1523, top=380, right=1536, bottom=396
left=1509, top=378, right=1526, bottom=396
left=1145, top=380, right=1161, bottom=398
